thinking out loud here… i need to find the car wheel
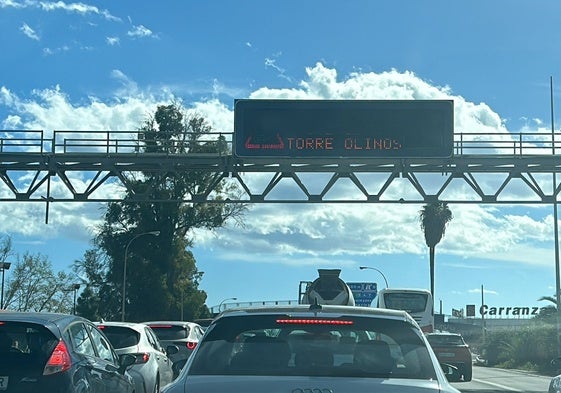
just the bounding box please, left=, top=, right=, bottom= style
left=153, top=375, right=160, bottom=393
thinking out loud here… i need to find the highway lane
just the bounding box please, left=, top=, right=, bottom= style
left=450, top=366, right=551, bottom=393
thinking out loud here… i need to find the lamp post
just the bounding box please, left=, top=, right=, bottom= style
left=122, top=231, right=160, bottom=321
left=71, top=284, right=80, bottom=315
left=218, top=297, right=237, bottom=312
left=63, top=284, right=81, bottom=315
left=359, top=266, right=389, bottom=288
left=0, top=262, right=11, bottom=309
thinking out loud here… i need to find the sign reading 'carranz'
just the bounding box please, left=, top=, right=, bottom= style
left=233, top=99, right=454, bottom=158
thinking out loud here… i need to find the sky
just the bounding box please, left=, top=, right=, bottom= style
left=0, top=0, right=560, bottom=318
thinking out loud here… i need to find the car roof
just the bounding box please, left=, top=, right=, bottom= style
left=216, top=304, right=415, bottom=322
left=0, top=311, right=89, bottom=336
left=426, top=331, right=462, bottom=336
left=95, top=321, right=151, bottom=332
left=143, top=320, right=202, bottom=327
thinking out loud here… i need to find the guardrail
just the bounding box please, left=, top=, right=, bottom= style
left=210, top=299, right=300, bottom=315
left=0, top=130, right=232, bottom=155
left=1, top=130, right=561, bottom=156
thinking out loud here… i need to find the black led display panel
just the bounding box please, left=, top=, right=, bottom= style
left=234, top=99, right=453, bottom=158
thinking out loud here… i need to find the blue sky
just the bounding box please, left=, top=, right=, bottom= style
left=0, top=0, right=559, bottom=316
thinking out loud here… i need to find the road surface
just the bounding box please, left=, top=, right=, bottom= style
left=451, top=365, right=551, bottom=393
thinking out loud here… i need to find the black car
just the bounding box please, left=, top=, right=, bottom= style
left=0, top=311, right=136, bottom=392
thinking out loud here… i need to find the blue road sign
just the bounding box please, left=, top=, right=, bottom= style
left=347, top=282, right=378, bottom=307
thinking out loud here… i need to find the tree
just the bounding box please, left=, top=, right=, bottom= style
left=4, top=252, right=75, bottom=312
left=72, top=248, right=120, bottom=321
left=419, top=202, right=453, bottom=297
left=536, top=295, right=557, bottom=322
left=95, top=103, right=245, bottom=321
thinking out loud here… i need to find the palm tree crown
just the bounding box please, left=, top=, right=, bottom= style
left=419, top=202, right=453, bottom=297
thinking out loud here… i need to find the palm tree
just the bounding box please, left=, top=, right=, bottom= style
left=538, top=295, right=558, bottom=308
left=537, top=295, right=557, bottom=321
left=419, top=202, right=453, bottom=297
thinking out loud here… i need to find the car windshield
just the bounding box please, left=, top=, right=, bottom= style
left=98, top=326, right=140, bottom=349
left=188, top=314, right=437, bottom=379
left=149, top=325, right=190, bottom=340
left=427, top=335, right=465, bottom=346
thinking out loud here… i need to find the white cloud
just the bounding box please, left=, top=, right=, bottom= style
left=0, top=63, right=555, bottom=270
left=106, top=36, right=119, bottom=46
left=2, top=0, right=121, bottom=21
left=127, top=24, right=155, bottom=39
left=20, top=23, right=39, bottom=40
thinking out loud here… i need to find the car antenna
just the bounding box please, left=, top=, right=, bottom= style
left=309, top=298, right=322, bottom=312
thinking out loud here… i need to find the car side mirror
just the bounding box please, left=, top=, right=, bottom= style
left=118, top=353, right=137, bottom=374
left=441, top=362, right=464, bottom=382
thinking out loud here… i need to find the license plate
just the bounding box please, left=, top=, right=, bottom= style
left=438, top=352, right=455, bottom=358
left=0, top=376, right=8, bottom=390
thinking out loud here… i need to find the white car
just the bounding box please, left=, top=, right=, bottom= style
left=161, top=304, right=463, bottom=393
left=96, top=321, right=177, bottom=393
left=143, top=320, right=205, bottom=377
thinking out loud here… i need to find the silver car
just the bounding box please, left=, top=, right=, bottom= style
left=143, top=321, right=205, bottom=377
left=96, top=321, right=176, bottom=393
left=162, top=304, right=464, bottom=393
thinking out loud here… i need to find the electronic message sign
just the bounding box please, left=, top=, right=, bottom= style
left=234, top=99, right=453, bottom=158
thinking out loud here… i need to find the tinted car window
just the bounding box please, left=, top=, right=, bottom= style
left=68, top=323, right=96, bottom=357
left=150, top=325, right=190, bottom=340
left=0, top=322, right=57, bottom=363
left=427, top=335, right=465, bottom=346
left=188, top=314, right=436, bottom=379
left=144, top=327, right=161, bottom=351
left=101, top=326, right=141, bottom=349
left=88, top=324, right=117, bottom=363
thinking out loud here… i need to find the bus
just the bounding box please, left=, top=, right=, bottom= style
left=375, top=288, right=434, bottom=333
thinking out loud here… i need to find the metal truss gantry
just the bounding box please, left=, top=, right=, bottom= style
left=1, top=130, right=561, bottom=208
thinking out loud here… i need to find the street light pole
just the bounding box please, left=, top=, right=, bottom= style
left=218, top=297, right=237, bottom=313
left=122, top=231, right=160, bottom=321
left=359, top=266, right=389, bottom=288
left=0, top=262, right=11, bottom=309
left=71, top=284, right=80, bottom=315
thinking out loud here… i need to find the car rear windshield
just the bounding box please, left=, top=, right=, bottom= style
left=148, top=325, right=190, bottom=340
left=383, top=293, right=428, bottom=314
left=0, top=322, right=58, bottom=367
left=98, top=326, right=140, bottom=349
left=427, top=335, right=465, bottom=346
left=187, top=314, right=438, bottom=380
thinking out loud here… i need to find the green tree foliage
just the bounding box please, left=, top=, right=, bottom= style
left=535, top=295, right=558, bottom=323
left=4, top=252, right=75, bottom=312
left=93, top=103, right=245, bottom=322
left=419, top=202, right=453, bottom=297
left=72, top=248, right=120, bottom=321
left=481, top=324, right=557, bottom=374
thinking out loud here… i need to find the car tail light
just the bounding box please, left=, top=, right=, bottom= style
left=135, top=353, right=150, bottom=364
left=186, top=341, right=197, bottom=350
left=43, top=340, right=72, bottom=375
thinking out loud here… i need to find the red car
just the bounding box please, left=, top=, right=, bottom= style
left=426, top=332, right=472, bottom=381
